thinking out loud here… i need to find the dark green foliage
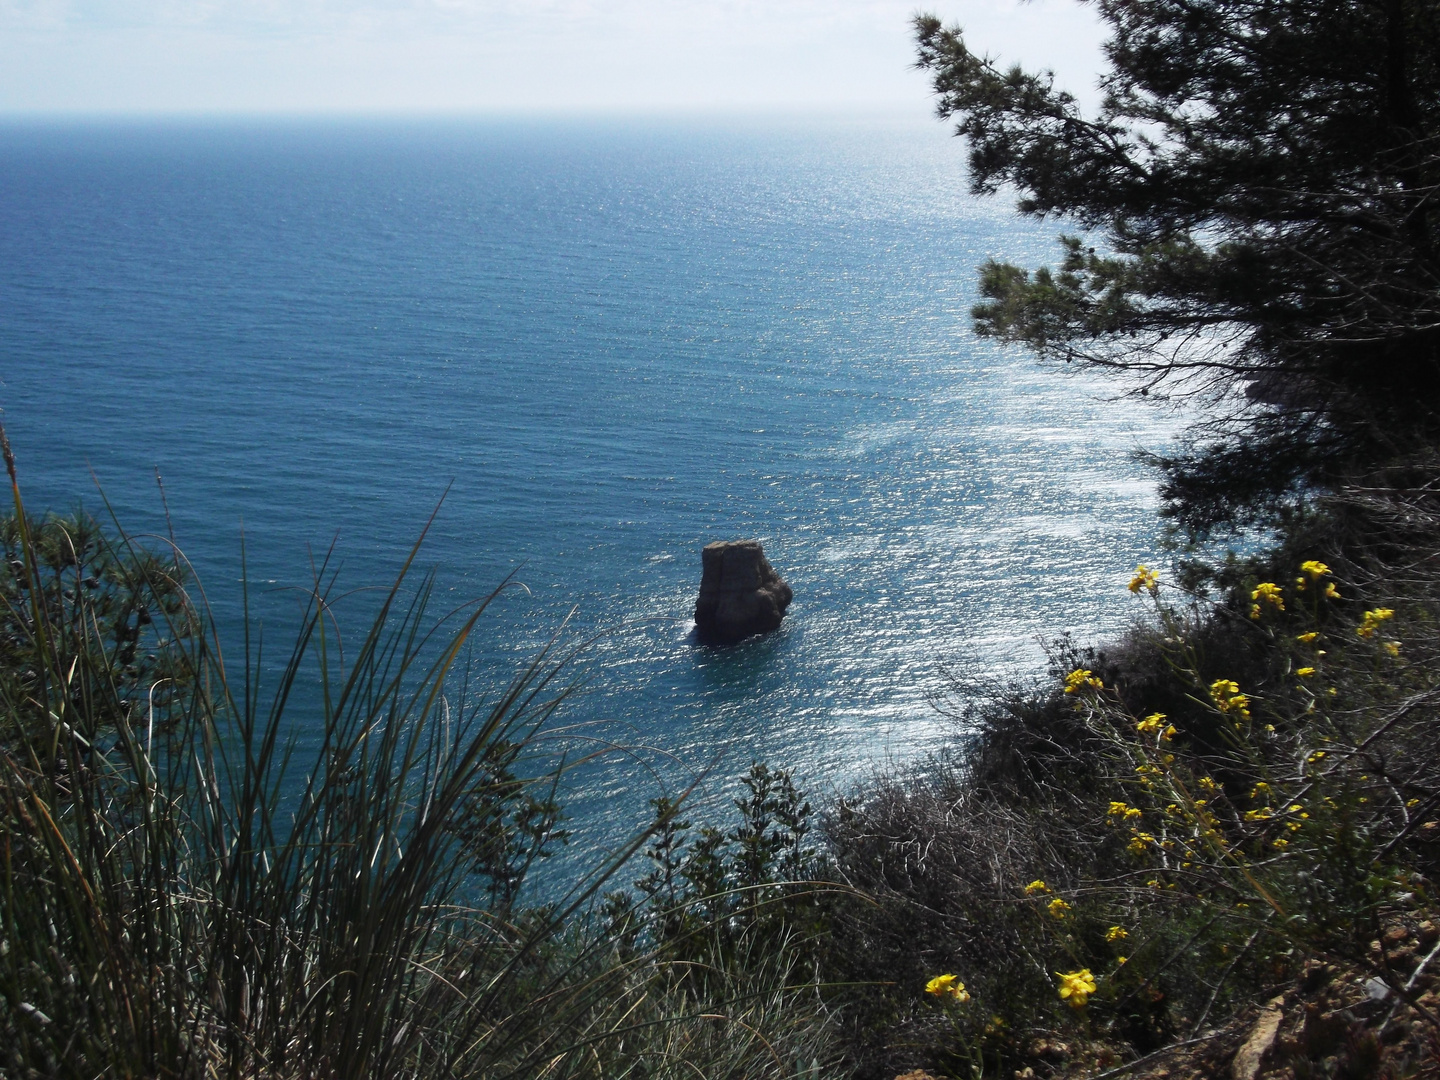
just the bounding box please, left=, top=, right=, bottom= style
left=1, top=507, right=195, bottom=746
left=915, top=0, right=1440, bottom=537
left=447, top=736, right=570, bottom=910
left=613, top=762, right=829, bottom=977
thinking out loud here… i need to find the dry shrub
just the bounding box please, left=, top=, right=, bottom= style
left=819, top=461, right=1440, bottom=1077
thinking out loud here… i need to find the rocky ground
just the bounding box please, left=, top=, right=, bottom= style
left=894, top=919, right=1439, bottom=1080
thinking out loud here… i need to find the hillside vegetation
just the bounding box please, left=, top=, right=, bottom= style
left=6, top=1, right=1440, bottom=1076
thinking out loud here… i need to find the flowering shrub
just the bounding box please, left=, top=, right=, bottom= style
left=1028, top=560, right=1440, bottom=1040
left=815, top=542, right=1440, bottom=1078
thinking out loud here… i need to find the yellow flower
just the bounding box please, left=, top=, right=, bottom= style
left=1135, top=712, right=1165, bottom=734
left=1384, top=640, right=1401, bottom=657
left=1105, top=925, right=1129, bottom=942
left=1251, top=582, right=1285, bottom=612
left=1161, top=724, right=1178, bottom=741
left=1127, top=832, right=1155, bottom=855
left=1357, top=608, right=1395, bottom=638
left=925, top=974, right=971, bottom=1002
left=1128, top=565, right=1159, bottom=594
left=1288, top=804, right=1303, bottom=813
left=1308, top=750, right=1326, bottom=763
left=1064, top=668, right=1103, bottom=694
left=1116, top=956, right=1128, bottom=965
left=1271, top=838, right=1289, bottom=849
left=1209, top=679, right=1251, bottom=718
left=1295, top=666, right=1316, bottom=678
left=1198, top=776, right=1219, bottom=792
left=1056, top=969, right=1097, bottom=1008
left=1024, top=879, right=1049, bottom=895
left=1297, top=560, right=1334, bottom=594
left=1047, top=897, right=1072, bottom=919
left=1296, top=631, right=1319, bottom=643
left=1244, top=807, right=1273, bottom=821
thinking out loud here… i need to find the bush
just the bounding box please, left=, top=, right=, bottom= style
left=816, top=510, right=1440, bottom=1077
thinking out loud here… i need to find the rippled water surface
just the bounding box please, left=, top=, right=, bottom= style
left=0, top=116, right=1180, bottom=847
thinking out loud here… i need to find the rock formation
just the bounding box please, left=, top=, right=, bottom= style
left=693, top=540, right=792, bottom=644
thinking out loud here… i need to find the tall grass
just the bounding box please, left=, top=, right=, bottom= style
left=0, top=425, right=837, bottom=1080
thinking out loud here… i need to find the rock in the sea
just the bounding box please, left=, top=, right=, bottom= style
left=693, top=540, right=793, bottom=644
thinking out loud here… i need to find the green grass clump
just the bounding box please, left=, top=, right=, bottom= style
left=0, top=426, right=838, bottom=1080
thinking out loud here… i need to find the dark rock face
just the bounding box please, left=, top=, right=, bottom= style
left=693, top=540, right=793, bottom=644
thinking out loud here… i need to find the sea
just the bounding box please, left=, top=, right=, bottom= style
left=0, top=114, right=1181, bottom=858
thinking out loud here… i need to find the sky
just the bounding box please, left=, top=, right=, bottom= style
left=0, top=0, right=1109, bottom=115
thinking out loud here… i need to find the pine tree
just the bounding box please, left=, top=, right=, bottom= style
left=916, top=0, right=1440, bottom=536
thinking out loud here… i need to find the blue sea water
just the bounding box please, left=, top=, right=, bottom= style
left=0, top=115, right=1180, bottom=851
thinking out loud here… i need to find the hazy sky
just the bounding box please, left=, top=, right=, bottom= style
left=0, top=0, right=1108, bottom=115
